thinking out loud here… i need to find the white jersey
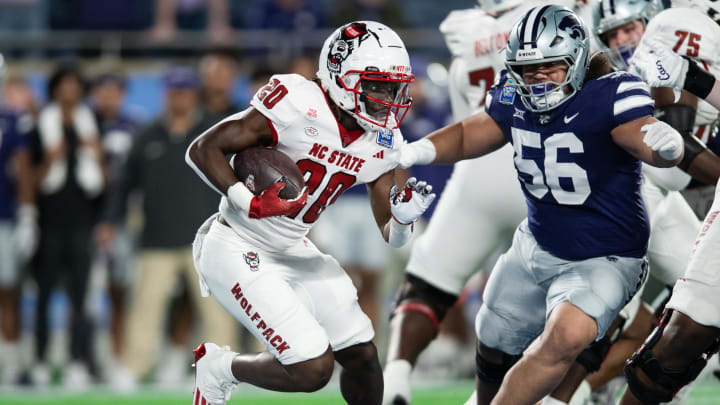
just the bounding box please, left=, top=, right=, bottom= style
left=644, top=7, right=720, bottom=138
left=440, top=8, right=506, bottom=121
left=642, top=8, right=720, bottom=218
left=441, top=2, right=578, bottom=122
left=219, top=74, right=402, bottom=252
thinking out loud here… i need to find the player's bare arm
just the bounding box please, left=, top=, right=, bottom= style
left=428, top=112, right=507, bottom=164
left=399, top=112, right=507, bottom=168
left=611, top=115, right=683, bottom=168
left=186, top=107, right=274, bottom=194
left=366, top=169, right=397, bottom=241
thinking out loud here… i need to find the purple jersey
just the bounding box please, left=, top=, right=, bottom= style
left=0, top=110, right=27, bottom=220
left=486, top=71, right=653, bottom=260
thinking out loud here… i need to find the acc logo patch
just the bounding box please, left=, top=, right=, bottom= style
left=499, top=78, right=516, bottom=105
left=376, top=129, right=394, bottom=148
left=243, top=251, right=260, bottom=271
left=304, top=126, right=318, bottom=137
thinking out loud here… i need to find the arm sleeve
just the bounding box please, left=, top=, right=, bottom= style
left=611, top=74, right=655, bottom=127
left=642, top=164, right=692, bottom=191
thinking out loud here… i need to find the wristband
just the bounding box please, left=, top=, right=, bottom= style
left=412, top=138, right=437, bottom=165
left=17, top=204, right=38, bottom=220
left=388, top=218, right=413, bottom=247
left=227, top=182, right=254, bottom=212
left=683, top=56, right=715, bottom=100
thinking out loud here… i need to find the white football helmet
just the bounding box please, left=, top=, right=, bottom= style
left=477, top=0, right=524, bottom=14
left=317, top=21, right=413, bottom=132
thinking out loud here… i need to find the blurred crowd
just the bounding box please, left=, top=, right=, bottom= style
left=0, top=0, right=461, bottom=391
left=0, top=0, right=471, bottom=36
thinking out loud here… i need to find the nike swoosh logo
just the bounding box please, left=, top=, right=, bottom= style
left=564, top=112, right=579, bottom=124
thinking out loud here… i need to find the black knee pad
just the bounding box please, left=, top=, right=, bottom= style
left=624, top=310, right=719, bottom=404
left=475, top=350, right=521, bottom=384
left=576, top=335, right=612, bottom=373
left=391, top=274, right=458, bottom=325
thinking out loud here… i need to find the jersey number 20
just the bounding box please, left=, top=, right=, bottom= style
left=511, top=128, right=591, bottom=205
left=288, top=159, right=356, bottom=223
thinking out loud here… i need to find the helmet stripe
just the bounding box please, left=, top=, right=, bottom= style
left=529, top=5, right=552, bottom=48
left=602, top=0, right=615, bottom=17
left=518, top=8, right=535, bottom=49
left=522, top=6, right=545, bottom=49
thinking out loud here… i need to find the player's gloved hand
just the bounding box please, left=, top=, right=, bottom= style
left=228, top=181, right=308, bottom=219
left=397, top=138, right=437, bottom=169
left=13, top=204, right=39, bottom=263
left=641, top=121, right=684, bottom=161
left=390, top=177, right=436, bottom=224
left=249, top=182, right=308, bottom=219
left=629, top=39, right=688, bottom=101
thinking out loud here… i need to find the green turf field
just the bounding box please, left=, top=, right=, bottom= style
left=0, top=378, right=718, bottom=405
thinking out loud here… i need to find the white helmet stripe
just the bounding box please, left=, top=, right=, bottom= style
left=523, top=5, right=551, bottom=49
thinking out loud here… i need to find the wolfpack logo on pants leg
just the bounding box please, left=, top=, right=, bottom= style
left=243, top=251, right=260, bottom=271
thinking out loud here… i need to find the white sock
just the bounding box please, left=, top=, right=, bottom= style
left=541, top=396, right=568, bottom=405
left=383, top=360, right=412, bottom=402
left=569, top=379, right=592, bottom=405
left=4, top=342, right=19, bottom=364
left=463, top=390, right=477, bottom=405
left=215, top=349, right=239, bottom=384
left=384, top=359, right=412, bottom=380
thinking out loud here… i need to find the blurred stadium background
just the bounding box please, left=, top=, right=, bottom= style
left=0, top=0, right=718, bottom=404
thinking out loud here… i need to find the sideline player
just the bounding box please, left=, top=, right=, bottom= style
left=398, top=5, right=684, bottom=404
left=186, top=21, right=436, bottom=405
left=0, top=55, right=36, bottom=385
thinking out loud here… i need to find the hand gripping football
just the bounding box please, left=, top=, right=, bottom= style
left=232, top=147, right=305, bottom=199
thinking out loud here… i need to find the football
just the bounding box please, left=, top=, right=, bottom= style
left=232, top=147, right=305, bottom=199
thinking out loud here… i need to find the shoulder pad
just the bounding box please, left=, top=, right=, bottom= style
left=250, top=74, right=324, bottom=131
left=644, top=8, right=720, bottom=67
left=596, top=71, right=641, bottom=83
left=491, top=69, right=511, bottom=89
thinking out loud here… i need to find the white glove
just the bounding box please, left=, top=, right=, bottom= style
left=14, top=204, right=39, bottom=263
left=397, top=138, right=436, bottom=169
left=390, top=177, right=436, bottom=224
left=641, top=121, right=683, bottom=161
left=630, top=39, right=688, bottom=101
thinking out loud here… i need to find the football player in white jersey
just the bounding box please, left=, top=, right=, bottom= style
left=184, top=21, right=436, bottom=405
left=630, top=31, right=720, bottom=111
left=618, top=6, right=720, bottom=403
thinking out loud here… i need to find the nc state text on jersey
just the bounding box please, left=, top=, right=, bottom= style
left=308, top=142, right=366, bottom=173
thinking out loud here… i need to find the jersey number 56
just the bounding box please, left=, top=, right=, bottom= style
left=511, top=128, right=591, bottom=205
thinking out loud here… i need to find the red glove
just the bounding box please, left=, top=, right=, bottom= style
left=248, top=182, right=308, bottom=219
